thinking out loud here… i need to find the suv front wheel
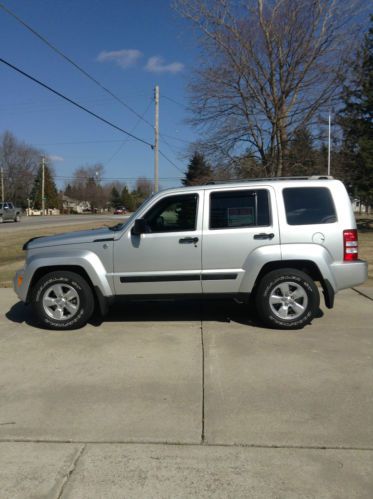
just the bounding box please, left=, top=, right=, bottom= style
left=255, top=269, right=320, bottom=329
left=31, top=271, right=94, bottom=330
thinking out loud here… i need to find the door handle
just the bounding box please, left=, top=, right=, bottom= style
left=253, top=233, right=275, bottom=240
left=179, top=237, right=199, bottom=244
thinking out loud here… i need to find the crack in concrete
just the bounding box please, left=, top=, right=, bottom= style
left=200, top=313, right=205, bottom=444
left=352, top=287, right=373, bottom=301
left=1, top=439, right=373, bottom=452
left=56, top=444, right=85, bottom=499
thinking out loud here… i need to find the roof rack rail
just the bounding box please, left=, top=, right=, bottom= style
left=204, top=175, right=334, bottom=185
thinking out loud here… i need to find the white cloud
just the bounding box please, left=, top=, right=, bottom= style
left=145, top=56, right=184, bottom=74
left=96, top=49, right=142, bottom=69
left=49, top=155, right=64, bottom=162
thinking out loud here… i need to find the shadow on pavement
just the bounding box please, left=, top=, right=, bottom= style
left=6, top=298, right=265, bottom=329
left=5, top=301, right=38, bottom=326
left=101, top=299, right=262, bottom=326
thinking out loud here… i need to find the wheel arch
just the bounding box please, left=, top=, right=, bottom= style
left=252, top=259, right=334, bottom=309
left=26, top=265, right=110, bottom=316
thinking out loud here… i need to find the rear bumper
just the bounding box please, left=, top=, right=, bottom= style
left=330, top=260, right=368, bottom=291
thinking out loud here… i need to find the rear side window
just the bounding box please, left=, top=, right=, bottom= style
left=283, top=187, right=337, bottom=225
left=210, top=189, right=270, bottom=229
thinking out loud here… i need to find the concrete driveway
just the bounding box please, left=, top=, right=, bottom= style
left=0, top=288, right=372, bottom=498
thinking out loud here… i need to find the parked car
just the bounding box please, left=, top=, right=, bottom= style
left=113, top=206, right=127, bottom=215
left=14, top=176, right=368, bottom=330
left=0, top=202, right=21, bottom=223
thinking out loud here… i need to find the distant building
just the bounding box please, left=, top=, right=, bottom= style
left=351, top=198, right=371, bottom=214
left=62, top=195, right=91, bottom=214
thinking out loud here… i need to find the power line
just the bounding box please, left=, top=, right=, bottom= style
left=0, top=3, right=189, bottom=174
left=35, top=139, right=130, bottom=146
left=34, top=135, right=190, bottom=146
left=0, top=1, right=155, bottom=129
left=104, top=99, right=153, bottom=166
left=162, top=94, right=186, bottom=109
left=0, top=57, right=154, bottom=149
left=159, top=150, right=185, bottom=174
left=161, top=133, right=191, bottom=144
left=3, top=173, right=182, bottom=181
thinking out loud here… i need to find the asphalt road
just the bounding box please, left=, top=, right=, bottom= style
left=0, top=214, right=129, bottom=232
left=0, top=287, right=373, bottom=498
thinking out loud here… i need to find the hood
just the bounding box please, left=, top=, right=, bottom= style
left=24, top=227, right=116, bottom=250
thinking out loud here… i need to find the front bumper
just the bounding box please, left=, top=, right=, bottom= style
left=13, top=268, right=27, bottom=302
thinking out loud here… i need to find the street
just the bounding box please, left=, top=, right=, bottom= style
left=0, top=214, right=129, bottom=232
left=0, top=287, right=372, bottom=498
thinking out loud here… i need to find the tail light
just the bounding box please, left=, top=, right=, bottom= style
left=343, top=229, right=358, bottom=261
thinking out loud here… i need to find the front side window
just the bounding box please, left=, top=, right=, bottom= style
left=283, top=187, right=337, bottom=225
left=210, top=189, right=270, bottom=229
left=143, top=194, right=198, bottom=233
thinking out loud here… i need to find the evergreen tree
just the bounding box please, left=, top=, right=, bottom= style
left=338, top=16, right=373, bottom=207
left=131, top=177, right=154, bottom=208
left=64, top=184, right=73, bottom=198
left=30, top=162, right=59, bottom=210
left=110, top=186, right=121, bottom=208
left=182, top=152, right=212, bottom=186
left=121, top=185, right=135, bottom=212
left=286, top=127, right=317, bottom=176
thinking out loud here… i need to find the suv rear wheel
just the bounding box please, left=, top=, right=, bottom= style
left=255, top=269, right=320, bottom=329
left=31, top=271, right=94, bottom=330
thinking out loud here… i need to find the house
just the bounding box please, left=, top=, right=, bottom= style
left=62, top=195, right=91, bottom=214
left=351, top=197, right=372, bottom=215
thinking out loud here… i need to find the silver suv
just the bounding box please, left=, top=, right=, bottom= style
left=14, top=177, right=368, bottom=330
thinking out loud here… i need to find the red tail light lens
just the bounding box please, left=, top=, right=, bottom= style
left=343, top=229, right=358, bottom=261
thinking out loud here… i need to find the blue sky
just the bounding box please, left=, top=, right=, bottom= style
left=0, top=0, right=197, bottom=189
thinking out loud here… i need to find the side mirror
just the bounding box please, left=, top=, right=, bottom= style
left=131, top=218, right=148, bottom=236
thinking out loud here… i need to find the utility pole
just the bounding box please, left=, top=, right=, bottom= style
left=327, top=113, right=331, bottom=176
left=0, top=167, right=4, bottom=203
left=154, top=85, right=159, bottom=193
left=41, top=156, right=45, bottom=215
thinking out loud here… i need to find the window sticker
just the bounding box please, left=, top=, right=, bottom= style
left=227, top=206, right=254, bottom=226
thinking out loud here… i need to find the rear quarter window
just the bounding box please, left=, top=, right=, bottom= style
left=283, top=187, right=337, bottom=225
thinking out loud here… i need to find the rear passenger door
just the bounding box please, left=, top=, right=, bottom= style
left=113, top=192, right=203, bottom=295
left=201, top=187, right=281, bottom=294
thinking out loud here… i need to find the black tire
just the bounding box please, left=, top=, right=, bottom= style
left=14, top=213, right=20, bottom=222
left=30, top=271, right=95, bottom=330
left=0, top=215, right=3, bottom=223
left=255, top=268, right=320, bottom=329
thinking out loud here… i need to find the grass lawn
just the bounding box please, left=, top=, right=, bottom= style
left=0, top=221, right=109, bottom=287
left=1, top=220, right=372, bottom=287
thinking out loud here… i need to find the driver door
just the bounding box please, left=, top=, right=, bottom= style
left=113, top=192, right=203, bottom=295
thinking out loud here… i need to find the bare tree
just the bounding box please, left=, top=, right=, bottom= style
left=0, top=131, right=41, bottom=206
left=175, top=0, right=367, bottom=176
left=135, top=177, right=154, bottom=197
left=69, top=164, right=106, bottom=210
